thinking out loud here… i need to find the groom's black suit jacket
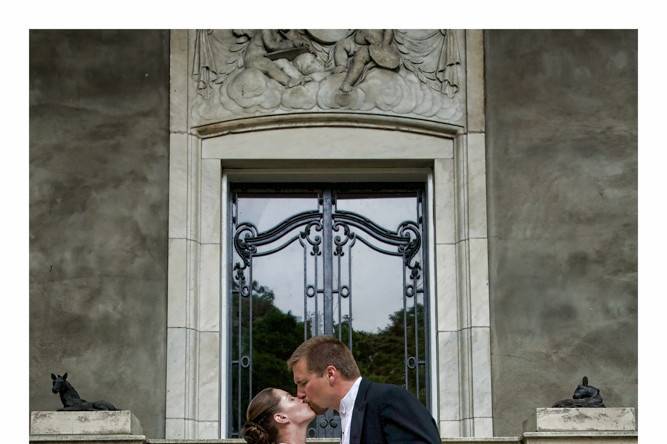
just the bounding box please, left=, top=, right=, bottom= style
left=348, top=378, right=440, bottom=444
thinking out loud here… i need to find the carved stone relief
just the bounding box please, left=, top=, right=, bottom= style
left=191, top=29, right=465, bottom=126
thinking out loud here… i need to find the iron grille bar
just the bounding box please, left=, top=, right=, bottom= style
left=348, top=240, right=353, bottom=351
left=314, top=250, right=319, bottom=336
left=323, top=190, right=333, bottom=336
left=414, top=270, right=420, bottom=398
left=248, top=263, right=253, bottom=400
left=302, top=238, right=308, bottom=339
left=337, top=252, right=342, bottom=341
left=419, top=189, right=432, bottom=409
left=235, top=196, right=242, bottom=434
left=227, top=192, right=233, bottom=437
left=403, top=265, right=408, bottom=389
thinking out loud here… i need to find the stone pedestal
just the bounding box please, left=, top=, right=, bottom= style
left=523, top=431, right=638, bottom=444
left=30, top=411, right=145, bottom=444
left=523, top=408, right=638, bottom=444
left=536, top=408, right=636, bottom=432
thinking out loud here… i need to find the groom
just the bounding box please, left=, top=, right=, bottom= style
left=288, top=336, right=440, bottom=444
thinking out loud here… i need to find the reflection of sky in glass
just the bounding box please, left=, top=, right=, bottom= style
left=341, top=241, right=404, bottom=332
left=336, top=196, right=417, bottom=232
left=237, top=196, right=318, bottom=233
left=251, top=241, right=311, bottom=321
left=235, top=195, right=319, bottom=319
left=336, top=194, right=419, bottom=332
left=233, top=191, right=421, bottom=334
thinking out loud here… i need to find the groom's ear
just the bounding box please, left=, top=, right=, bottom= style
left=326, top=365, right=337, bottom=385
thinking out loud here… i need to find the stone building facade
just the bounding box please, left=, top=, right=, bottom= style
left=29, top=30, right=637, bottom=439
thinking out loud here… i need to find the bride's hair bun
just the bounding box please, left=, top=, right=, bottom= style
left=241, top=421, right=270, bottom=444
left=243, top=388, right=282, bottom=443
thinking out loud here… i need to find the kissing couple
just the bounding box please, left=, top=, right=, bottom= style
left=242, top=335, right=440, bottom=444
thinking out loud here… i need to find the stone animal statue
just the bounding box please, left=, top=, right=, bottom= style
left=51, top=373, right=118, bottom=411
left=552, top=376, right=605, bottom=408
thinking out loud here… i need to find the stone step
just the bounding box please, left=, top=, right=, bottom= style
left=29, top=434, right=640, bottom=444
left=30, top=437, right=525, bottom=444
left=30, top=435, right=521, bottom=444
left=147, top=438, right=525, bottom=444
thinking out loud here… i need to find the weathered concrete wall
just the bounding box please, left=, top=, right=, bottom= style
left=485, top=30, right=637, bottom=436
left=29, top=30, right=170, bottom=438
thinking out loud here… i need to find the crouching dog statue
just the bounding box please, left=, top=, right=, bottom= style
left=552, top=376, right=605, bottom=408
left=51, top=372, right=118, bottom=411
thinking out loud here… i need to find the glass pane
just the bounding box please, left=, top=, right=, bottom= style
left=333, top=193, right=426, bottom=395
left=230, top=192, right=320, bottom=436
left=336, top=194, right=419, bottom=231
left=347, top=241, right=407, bottom=385
left=236, top=193, right=318, bottom=232
left=250, top=241, right=311, bottom=384
left=228, top=185, right=429, bottom=437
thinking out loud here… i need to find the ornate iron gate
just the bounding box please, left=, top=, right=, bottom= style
left=228, top=184, right=431, bottom=438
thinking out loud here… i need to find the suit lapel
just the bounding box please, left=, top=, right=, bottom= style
left=349, top=378, right=370, bottom=444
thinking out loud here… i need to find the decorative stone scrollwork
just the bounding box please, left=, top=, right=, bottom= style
left=191, top=29, right=465, bottom=125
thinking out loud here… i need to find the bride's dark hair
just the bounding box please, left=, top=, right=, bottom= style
left=241, top=388, right=281, bottom=444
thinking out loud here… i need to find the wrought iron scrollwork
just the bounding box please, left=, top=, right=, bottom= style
left=234, top=210, right=423, bottom=267
left=333, top=211, right=422, bottom=266
left=397, top=221, right=422, bottom=267
left=302, top=221, right=323, bottom=256
left=234, top=210, right=323, bottom=264
left=332, top=220, right=354, bottom=257
left=234, top=223, right=259, bottom=266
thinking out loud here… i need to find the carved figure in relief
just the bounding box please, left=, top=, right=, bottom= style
left=192, top=30, right=219, bottom=98
left=334, top=29, right=401, bottom=92
left=394, top=29, right=461, bottom=98
left=191, top=29, right=465, bottom=122
left=272, top=52, right=329, bottom=87
left=293, top=53, right=329, bottom=81
left=232, top=29, right=312, bottom=88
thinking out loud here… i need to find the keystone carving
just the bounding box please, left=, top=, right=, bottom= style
left=191, top=29, right=465, bottom=124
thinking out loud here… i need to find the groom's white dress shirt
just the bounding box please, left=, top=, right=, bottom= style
left=338, top=376, right=362, bottom=444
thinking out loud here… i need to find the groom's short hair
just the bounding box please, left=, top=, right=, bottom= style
left=288, top=336, right=361, bottom=380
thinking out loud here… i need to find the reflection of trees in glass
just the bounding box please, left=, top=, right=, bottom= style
left=232, top=282, right=427, bottom=435
left=231, top=281, right=307, bottom=436
left=338, top=303, right=427, bottom=402
left=251, top=284, right=307, bottom=391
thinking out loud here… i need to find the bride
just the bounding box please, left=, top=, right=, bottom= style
left=242, top=388, right=316, bottom=444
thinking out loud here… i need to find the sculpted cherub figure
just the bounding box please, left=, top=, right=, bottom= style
left=233, top=29, right=311, bottom=88
left=334, top=29, right=401, bottom=92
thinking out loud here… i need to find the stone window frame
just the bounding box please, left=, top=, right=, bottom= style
left=221, top=164, right=437, bottom=435
left=167, top=30, right=492, bottom=439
